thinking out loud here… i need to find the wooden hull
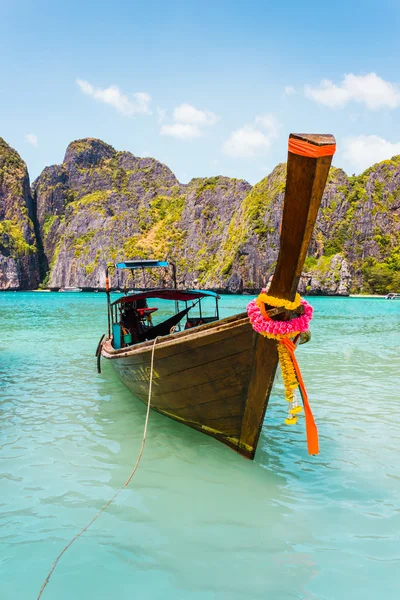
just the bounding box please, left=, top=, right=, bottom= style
left=101, top=133, right=336, bottom=459
left=101, top=312, right=280, bottom=459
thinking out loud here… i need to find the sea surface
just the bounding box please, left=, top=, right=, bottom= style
left=1, top=292, right=399, bottom=600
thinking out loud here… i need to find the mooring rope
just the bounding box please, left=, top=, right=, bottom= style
left=36, top=336, right=159, bottom=599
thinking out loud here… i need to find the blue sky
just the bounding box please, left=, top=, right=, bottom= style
left=1, top=0, right=400, bottom=184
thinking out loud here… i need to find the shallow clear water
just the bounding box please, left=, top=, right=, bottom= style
left=1, top=292, right=399, bottom=600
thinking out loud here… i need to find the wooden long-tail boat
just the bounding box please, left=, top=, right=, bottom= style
left=100, top=133, right=336, bottom=459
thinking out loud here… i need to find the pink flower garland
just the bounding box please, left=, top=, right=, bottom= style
left=247, top=297, right=313, bottom=337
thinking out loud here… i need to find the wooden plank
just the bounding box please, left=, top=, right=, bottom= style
left=238, top=133, right=335, bottom=458
left=238, top=336, right=279, bottom=457
left=170, top=393, right=245, bottom=424
left=289, top=133, right=335, bottom=146
left=107, top=318, right=251, bottom=365
left=115, top=346, right=253, bottom=394
left=116, top=329, right=255, bottom=381
left=132, top=391, right=244, bottom=438
left=113, top=349, right=251, bottom=440
left=172, top=394, right=245, bottom=420
left=122, top=374, right=249, bottom=418
left=126, top=367, right=250, bottom=407
left=268, top=134, right=335, bottom=301
left=102, top=312, right=250, bottom=359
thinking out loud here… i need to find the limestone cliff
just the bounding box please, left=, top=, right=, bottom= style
left=341, top=158, right=400, bottom=293
left=0, top=138, right=39, bottom=289
left=2, top=135, right=400, bottom=294
left=33, top=142, right=355, bottom=294
left=33, top=139, right=253, bottom=290
left=29, top=138, right=400, bottom=294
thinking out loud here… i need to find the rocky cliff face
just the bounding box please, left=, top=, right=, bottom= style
left=33, top=138, right=253, bottom=290
left=2, top=135, right=399, bottom=294
left=33, top=139, right=185, bottom=288
left=31, top=144, right=357, bottom=294
left=298, top=158, right=400, bottom=294
left=0, top=138, right=39, bottom=289
left=341, top=158, right=400, bottom=293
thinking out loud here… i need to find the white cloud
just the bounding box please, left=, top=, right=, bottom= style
left=76, top=79, right=151, bottom=116
left=223, top=126, right=271, bottom=158
left=342, top=134, right=400, bottom=172
left=305, top=79, right=349, bottom=108
left=223, top=113, right=280, bottom=158
left=305, top=73, right=400, bottom=110
left=255, top=114, right=280, bottom=138
left=284, top=85, right=296, bottom=96
left=160, top=102, right=219, bottom=140
left=25, top=133, right=38, bottom=147
left=160, top=123, right=202, bottom=140
left=173, top=103, right=218, bottom=126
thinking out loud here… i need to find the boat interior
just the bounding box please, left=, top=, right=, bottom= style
left=107, top=261, right=221, bottom=350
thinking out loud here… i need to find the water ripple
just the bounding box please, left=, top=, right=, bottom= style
left=0, top=292, right=399, bottom=599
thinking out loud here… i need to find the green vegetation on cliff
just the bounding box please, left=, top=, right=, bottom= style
left=0, top=137, right=39, bottom=288
left=2, top=135, right=400, bottom=293
left=0, top=220, right=36, bottom=255
left=213, top=168, right=284, bottom=278
left=123, top=194, right=186, bottom=260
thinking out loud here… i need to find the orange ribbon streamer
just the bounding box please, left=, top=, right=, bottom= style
left=255, top=297, right=271, bottom=321
left=280, top=338, right=319, bottom=455
left=288, top=138, right=336, bottom=158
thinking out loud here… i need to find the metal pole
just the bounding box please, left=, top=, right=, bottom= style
left=106, top=265, right=111, bottom=337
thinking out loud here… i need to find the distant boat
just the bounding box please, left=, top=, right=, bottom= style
left=59, top=287, right=82, bottom=292
left=99, top=133, right=336, bottom=459
left=385, top=293, right=400, bottom=300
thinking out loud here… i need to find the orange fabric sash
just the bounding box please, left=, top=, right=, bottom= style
left=280, top=338, right=319, bottom=455
left=288, top=138, right=336, bottom=158
left=255, top=297, right=271, bottom=321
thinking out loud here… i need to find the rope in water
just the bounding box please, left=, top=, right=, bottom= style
left=36, top=336, right=159, bottom=599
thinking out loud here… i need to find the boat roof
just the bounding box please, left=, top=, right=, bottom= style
left=115, top=260, right=169, bottom=270
left=111, top=288, right=219, bottom=306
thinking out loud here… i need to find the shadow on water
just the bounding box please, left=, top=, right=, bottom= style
left=86, top=366, right=319, bottom=600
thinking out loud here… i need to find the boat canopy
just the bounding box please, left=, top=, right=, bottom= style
left=111, top=288, right=219, bottom=306
left=115, top=260, right=169, bottom=270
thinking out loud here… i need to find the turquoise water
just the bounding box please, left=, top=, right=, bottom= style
left=1, top=292, right=399, bottom=600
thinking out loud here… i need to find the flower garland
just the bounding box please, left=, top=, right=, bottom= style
left=256, top=292, right=302, bottom=312
left=249, top=296, right=313, bottom=338
left=247, top=289, right=319, bottom=455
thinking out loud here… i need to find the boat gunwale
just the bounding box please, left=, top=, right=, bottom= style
left=101, top=311, right=250, bottom=359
